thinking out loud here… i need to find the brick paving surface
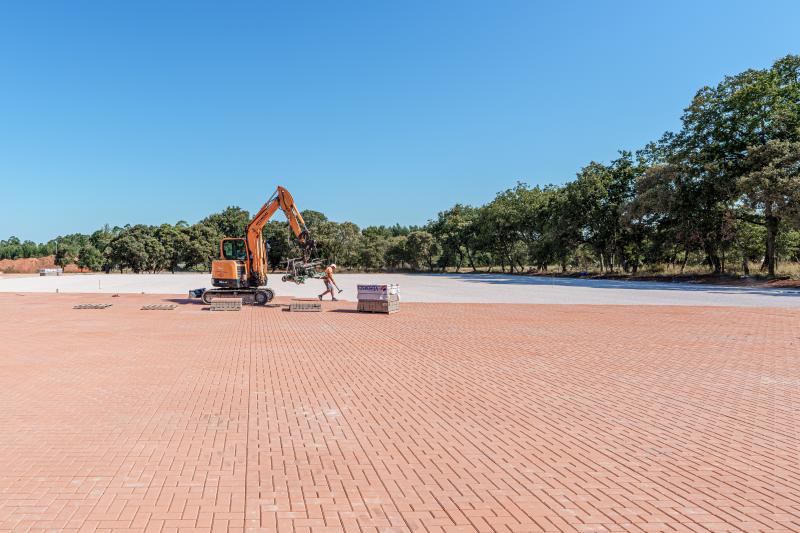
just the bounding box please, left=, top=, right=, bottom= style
left=0, top=293, right=798, bottom=532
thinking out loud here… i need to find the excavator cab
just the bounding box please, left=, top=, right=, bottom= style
left=211, top=238, right=248, bottom=288
left=222, top=238, right=247, bottom=261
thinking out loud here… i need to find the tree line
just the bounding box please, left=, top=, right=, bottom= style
left=2, top=55, right=799, bottom=277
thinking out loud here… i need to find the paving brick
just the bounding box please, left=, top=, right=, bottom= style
left=290, top=299, right=323, bottom=312
left=209, top=298, right=242, bottom=311
left=0, top=293, right=798, bottom=532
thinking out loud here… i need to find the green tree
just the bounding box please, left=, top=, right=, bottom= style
left=358, top=228, right=391, bottom=270
left=89, top=226, right=113, bottom=251
left=156, top=224, right=190, bottom=273
left=385, top=235, right=409, bottom=269
left=55, top=242, right=80, bottom=269
left=315, top=221, right=361, bottom=267
left=106, top=230, right=146, bottom=273
left=0, top=237, right=21, bottom=259
left=182, top=223, right=220, bottom=271
left=474, top=190, right=526, bottom=273
left=739, top=140, right=800, bottom=275
left=202, top=206, right=250, bottom=238
left=263, top=220, right=292, bottom=271
left=730, top=217, right=766, bottom=275
left=20, top=240, right=38, bottom=258
left=77, top=244, right=104, bottom=271
left=406, top=230, right=439, bottom=271
left=660, top=55, right=800, bottom=272
left=779, top=227, right=800, bottom=263
left=104, top=225, right=164, bottom=273
left=428, top=204, right=480, bottom=271
left=545, top=184, right=584, bottom=272
left=300, top=210, right=328, bottom=230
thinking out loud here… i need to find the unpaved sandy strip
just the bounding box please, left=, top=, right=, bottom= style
left=1, top=272, right=799, bottom=307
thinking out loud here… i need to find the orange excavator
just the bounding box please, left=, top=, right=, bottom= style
left=201, top=186, right=317, bottom=305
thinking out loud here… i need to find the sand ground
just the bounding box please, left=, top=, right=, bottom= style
left=1, top=271, right=799, bottom=307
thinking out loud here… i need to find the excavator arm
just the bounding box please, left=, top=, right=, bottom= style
left=245, top=186, right=316, bottom=286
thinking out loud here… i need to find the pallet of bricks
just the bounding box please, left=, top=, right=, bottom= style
left=356, top=284, right=399, bottom=314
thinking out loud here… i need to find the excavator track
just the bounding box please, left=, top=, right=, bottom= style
left=201, top=288, right=274, bottom=305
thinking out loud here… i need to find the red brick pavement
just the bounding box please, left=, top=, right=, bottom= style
left=0, top=293, right=798, bottom=532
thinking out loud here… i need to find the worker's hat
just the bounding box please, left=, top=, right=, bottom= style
left=330, top=263, right=337, bottom=269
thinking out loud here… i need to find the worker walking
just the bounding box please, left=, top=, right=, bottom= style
left=318, top=263, right=341, bottom=301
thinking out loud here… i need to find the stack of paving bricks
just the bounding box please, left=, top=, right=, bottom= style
left=209, top=298, right=242, bottom=311
left=141, top=304, right=177, bottom=311
left=73, top=303, right=112, bottom=310
left=357, top=284, right=400, bottom=314
left=289, top=298, right=322, bottom=312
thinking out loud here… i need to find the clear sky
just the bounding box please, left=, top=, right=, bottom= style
left=1, top=1, right=798, bottom=242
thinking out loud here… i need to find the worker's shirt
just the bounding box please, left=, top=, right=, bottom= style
left=324, top=267, right=334, bottom=280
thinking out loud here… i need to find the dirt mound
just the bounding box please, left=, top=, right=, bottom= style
left=0, top=255, right=85, bottom=274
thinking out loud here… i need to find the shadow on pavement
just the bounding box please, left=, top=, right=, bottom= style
left=165, top=298, right=204, bottom=305
left=432, top=273, right=800, bottom=299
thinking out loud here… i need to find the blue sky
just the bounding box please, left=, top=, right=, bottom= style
left=1, top=1, right=798, bottom=242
